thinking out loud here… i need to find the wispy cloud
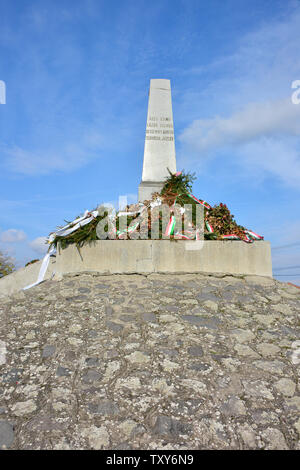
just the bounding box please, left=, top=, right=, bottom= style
left=29, top=236, right=48, bottom=255
left=238, top=138, right=300, bottom=189
left=178, top=9, right=300, bottom=190
left=0, top=229, right=27, bottom=243
left=180, top=98, right=300, bottom=152
left=1, top=128, right=104, bottom=175
left=0, top=229, right=48, bottom=267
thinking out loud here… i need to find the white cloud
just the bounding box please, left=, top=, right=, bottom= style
left=0, top=235, right=48, bottom=268
left=179, top=98, right=300, bottom=153
left=0, top=229, right=27, bottom=243
left=239, top=138, right=300, bottom=189
left=178, top=99, right=300, bottom=189
left=2, top=128, right=104, bottom=176
left=29, top=237, right=48, bottom=255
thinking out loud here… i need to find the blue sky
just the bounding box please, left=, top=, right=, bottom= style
left=0, top=0, right=300, bottom=283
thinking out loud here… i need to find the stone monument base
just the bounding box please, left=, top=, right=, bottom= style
left=138, top=181, right=164, bottom=202
left=0, top=240, right=272, bottom=296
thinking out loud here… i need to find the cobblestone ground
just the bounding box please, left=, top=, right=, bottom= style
left=0, top=272, right=299, bottom=450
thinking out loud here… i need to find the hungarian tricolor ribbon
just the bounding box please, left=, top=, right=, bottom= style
left=187, top=193, right=211, bottom=210
left=165, top=215, right=176, bottom=236
left=244, top=230, right=264, bottom=240
left=174, top=232, right=192, bottom=240
left=221, top=234, right=241, bottom=240
left=205, top=221, right=214, bottom=233
left=221, top=232, right=254, bottom=243
left=117, top=221, right=140, bottom=237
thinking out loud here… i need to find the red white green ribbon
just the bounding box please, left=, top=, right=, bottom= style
left=221, top=232, right=254, bottom=243
left=165, top=215, right=176, bottom=236
left=221, top=234, right=241, bottom=240
left=187, top=193, right=211, bottom=210
left=205, top=221, right=214, bottom=233
left=196, top=229, right=201, bottom=240
left=171, top=196, right=178, bottom=211
left=117, top=221, right=140, bottom=237
left=244, top=230, right=264, bottom=240
left=174, top=232, right=192, bottom=240
left=174, top=229, right=202, bottom=240
left=243, top=232, right=253, bottom=243
left=23, top=245, right=56, bottom=291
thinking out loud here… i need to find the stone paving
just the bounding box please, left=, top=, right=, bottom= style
left=0, top=272, right=299, bottom=450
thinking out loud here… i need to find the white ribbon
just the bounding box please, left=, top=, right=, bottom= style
left=150, top=197, right=162, bottom=209
left=117, top=211, right=140, bottom=217
left=48, top=210, right=98, bottom=242
left=23, top=209, right=99, bottom=291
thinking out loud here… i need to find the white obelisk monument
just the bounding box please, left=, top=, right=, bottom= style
left=138, top=79, right=177, bottom=202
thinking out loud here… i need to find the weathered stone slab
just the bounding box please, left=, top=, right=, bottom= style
left=53, top=240, right=272, bottom=277
left=0, top=240, right=273, bottom=296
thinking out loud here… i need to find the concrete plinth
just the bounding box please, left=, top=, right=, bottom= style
left=0, top=240, right=272, bottom=296
left=54, top=240, right=272, bottom=277
left=138, top=181, right=164, bottom=202
left=0, top=258, right=56, bottom=296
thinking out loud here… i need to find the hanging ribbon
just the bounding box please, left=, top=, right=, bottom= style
left=117, top=221, right=140, bottom=237
left=244, top=230, right=264, bottom=240
left=174, top=232, right=191, bottom=240
left=23, top=246, right=56, bottom=291
left=221, top=233, right=254, bottom=243
left=165, top=215, right=176, bottom=236
left=221, top=234, right=241, bottom=240
left=205, top=221, right=214, bottom=233
left=186, top=193, right=211, bottom=210
left=48, top=210, right=98, bottom=243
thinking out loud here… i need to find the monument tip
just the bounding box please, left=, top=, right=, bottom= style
left=150, top=78, right=171, bottom=89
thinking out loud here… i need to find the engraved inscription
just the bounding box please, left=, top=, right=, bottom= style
left=145, top=115, right=174, bottom=141
left=145, top=136, right=174, bottom=141
left=146, top=130, right=162, bottom=134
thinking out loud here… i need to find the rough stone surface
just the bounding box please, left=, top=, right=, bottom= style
left=0, top=272, right=299, bottom=449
